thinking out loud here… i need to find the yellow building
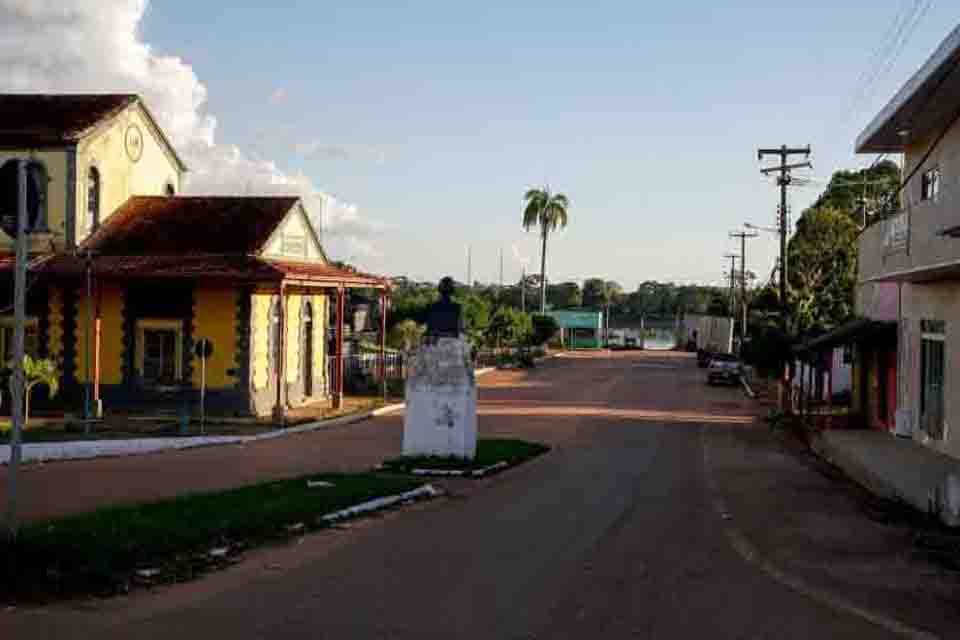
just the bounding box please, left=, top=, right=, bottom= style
left=0, top=94, right=388, bottom=418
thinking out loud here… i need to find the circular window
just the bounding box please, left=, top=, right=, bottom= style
left=125, top=124, right=144, bottom=162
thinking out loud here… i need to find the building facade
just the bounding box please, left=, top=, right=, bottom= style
left=0, top=94, right=387, bottom=419
left=856, top=25, right=960, bottom=458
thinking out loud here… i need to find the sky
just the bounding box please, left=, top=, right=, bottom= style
left=3, top=1, right=960, bottom=291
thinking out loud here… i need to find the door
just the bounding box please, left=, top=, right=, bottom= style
left=921, top=326, right=945, bottom=440
left=303, top=302, right=314, bottom=397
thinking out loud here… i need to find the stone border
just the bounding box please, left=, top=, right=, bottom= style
left=410, top=461, right=509, bottom=478
left=320, top=483, right=441, bottom=523
left=1, top=365, right=514, bottom=466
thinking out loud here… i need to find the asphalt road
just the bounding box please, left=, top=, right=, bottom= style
left=1, top=352, right=921, bottom=638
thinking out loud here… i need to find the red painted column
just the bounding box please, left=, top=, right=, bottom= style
left=334, top=287, right=345, bottom=409
left=379, top=291, right=388, bottom=380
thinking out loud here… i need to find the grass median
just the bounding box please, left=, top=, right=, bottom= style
left=2, top=471, right=424, bottom=601
left=382, top=438, right=549, bottom=473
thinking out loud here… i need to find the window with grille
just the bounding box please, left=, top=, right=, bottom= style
left=136, top=319, right=183, bottom=386
left=87, top=167, right=101, bottom=232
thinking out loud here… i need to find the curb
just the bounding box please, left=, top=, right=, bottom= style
left=2, top=364, right=509, bottom=466
left=410, top=460, right=509, bottom=478
left=320, top=483, right=441, bottom=523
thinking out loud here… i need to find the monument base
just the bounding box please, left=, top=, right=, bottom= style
left=403, top=337, right=477, bottom=459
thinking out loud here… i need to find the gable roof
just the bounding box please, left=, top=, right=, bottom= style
left=83, top=195, right=302, bottom=255
left=0, top=94, right=138, bottom=147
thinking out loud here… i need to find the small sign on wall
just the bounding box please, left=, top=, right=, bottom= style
left=282, top=234, right=307, bottom=257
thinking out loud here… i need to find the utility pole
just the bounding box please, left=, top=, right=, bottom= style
left=724, top=253, right=738, bottom=355
left=729, top=231, right=757, bottom=355
left=498, top=247, right=504, bottom=292
left=6, top=161, right=28, bottom=544
left=520, top=267, right=526, bottom=314
left=758, top=145, right=811, bottom=333
left=466, top=245, right=472, bottom=289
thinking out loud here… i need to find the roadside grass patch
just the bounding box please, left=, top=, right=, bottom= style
left=382, top=438, right=549, bottom=474
left=2, top=472, right=424, bottom=602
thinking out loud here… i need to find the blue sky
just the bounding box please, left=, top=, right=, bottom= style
left=142, top=1, right=960, bottom=289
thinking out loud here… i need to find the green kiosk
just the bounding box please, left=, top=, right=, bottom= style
left=547, top=310, right=604, bottom=349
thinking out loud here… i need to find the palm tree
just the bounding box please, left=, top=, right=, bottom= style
left=522, top=187, right=570, bottom=313
left=21, top=355, right=59, bottom=427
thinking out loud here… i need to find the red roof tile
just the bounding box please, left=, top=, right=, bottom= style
left=24, top=254, right=388, bottom=288
left=0, top=94, right=137, bottom=146
left=83, top=196, right=301, bottom=255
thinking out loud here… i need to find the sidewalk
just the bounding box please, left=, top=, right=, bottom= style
left=813, top=429, right=960, bottom=526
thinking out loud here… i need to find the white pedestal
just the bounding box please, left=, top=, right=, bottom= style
left=403, top=337, right=477, bottom=459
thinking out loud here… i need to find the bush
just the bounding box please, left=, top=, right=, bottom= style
left=529, top=314, right=559, bottom=347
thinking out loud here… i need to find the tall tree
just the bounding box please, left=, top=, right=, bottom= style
left=787, top=206, right=859, bottom=333
left=522, top=187, right=570, bottom=313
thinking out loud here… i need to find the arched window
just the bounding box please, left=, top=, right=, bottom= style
left=25, top=162, right=47, bottom=232
left=164, top=181, right=176, bottom=197
left=0, top=159, right=48, bottom=233
left=87, top=166, right=101, bottom=232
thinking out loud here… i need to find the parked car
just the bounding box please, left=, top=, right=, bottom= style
left=707, top=355, right=742, bottom=386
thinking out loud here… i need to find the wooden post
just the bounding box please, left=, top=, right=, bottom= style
left=93, top=273, right=102, bottom=416
left=5, top=160, right=28, bottom=543
left=334, top=287, right=345, bottom=409
left=379, top=291, right=387, bottom=381
left=798, top=360, right=805, bottom=418
left=827, top=364, right=834, bottom=430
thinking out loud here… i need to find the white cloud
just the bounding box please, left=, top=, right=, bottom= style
left=0, top=0, right=379, bottom=260
left=268, top=88, right=288, bottom=105
left=294, top=140, right=387, bottom=166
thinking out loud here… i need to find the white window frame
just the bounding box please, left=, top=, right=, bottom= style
left=921, top=166, right=941, bottom=203
left=136, top=318, right=184, bottom=385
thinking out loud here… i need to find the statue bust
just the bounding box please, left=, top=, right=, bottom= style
left=425, top=276, right=463, bottom=339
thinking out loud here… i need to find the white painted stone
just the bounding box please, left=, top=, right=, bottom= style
left=403, top=337, right=477, bottom=459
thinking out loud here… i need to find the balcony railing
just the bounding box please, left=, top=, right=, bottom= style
left=859, top=182, right=960, bottom=282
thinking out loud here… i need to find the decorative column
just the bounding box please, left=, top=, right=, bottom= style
left=273, top=284, right=287, bottom=423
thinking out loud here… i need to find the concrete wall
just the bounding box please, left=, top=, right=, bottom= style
left=898, top=281, right=960, bottom=459
left=859, top=118, right=960, bottom=282
left=262, top=205, right=325, bottom=262
left=0, top=149, right=70, bottom=252
left=191, top=286, right=239, bottom=390
left=248, top=290, right=330, bottom=417
left=76, top=103, right=182, bottom=244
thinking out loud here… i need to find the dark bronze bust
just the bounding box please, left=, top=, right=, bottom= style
left=425, top=276, right=463, bottom=338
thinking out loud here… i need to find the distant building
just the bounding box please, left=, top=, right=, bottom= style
left=546, top=309, right=603, bottom=349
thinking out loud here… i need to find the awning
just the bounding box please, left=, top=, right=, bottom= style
left=856, top=25, right=960, bottom=153
left=794, top=318, right=898, bottom=355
